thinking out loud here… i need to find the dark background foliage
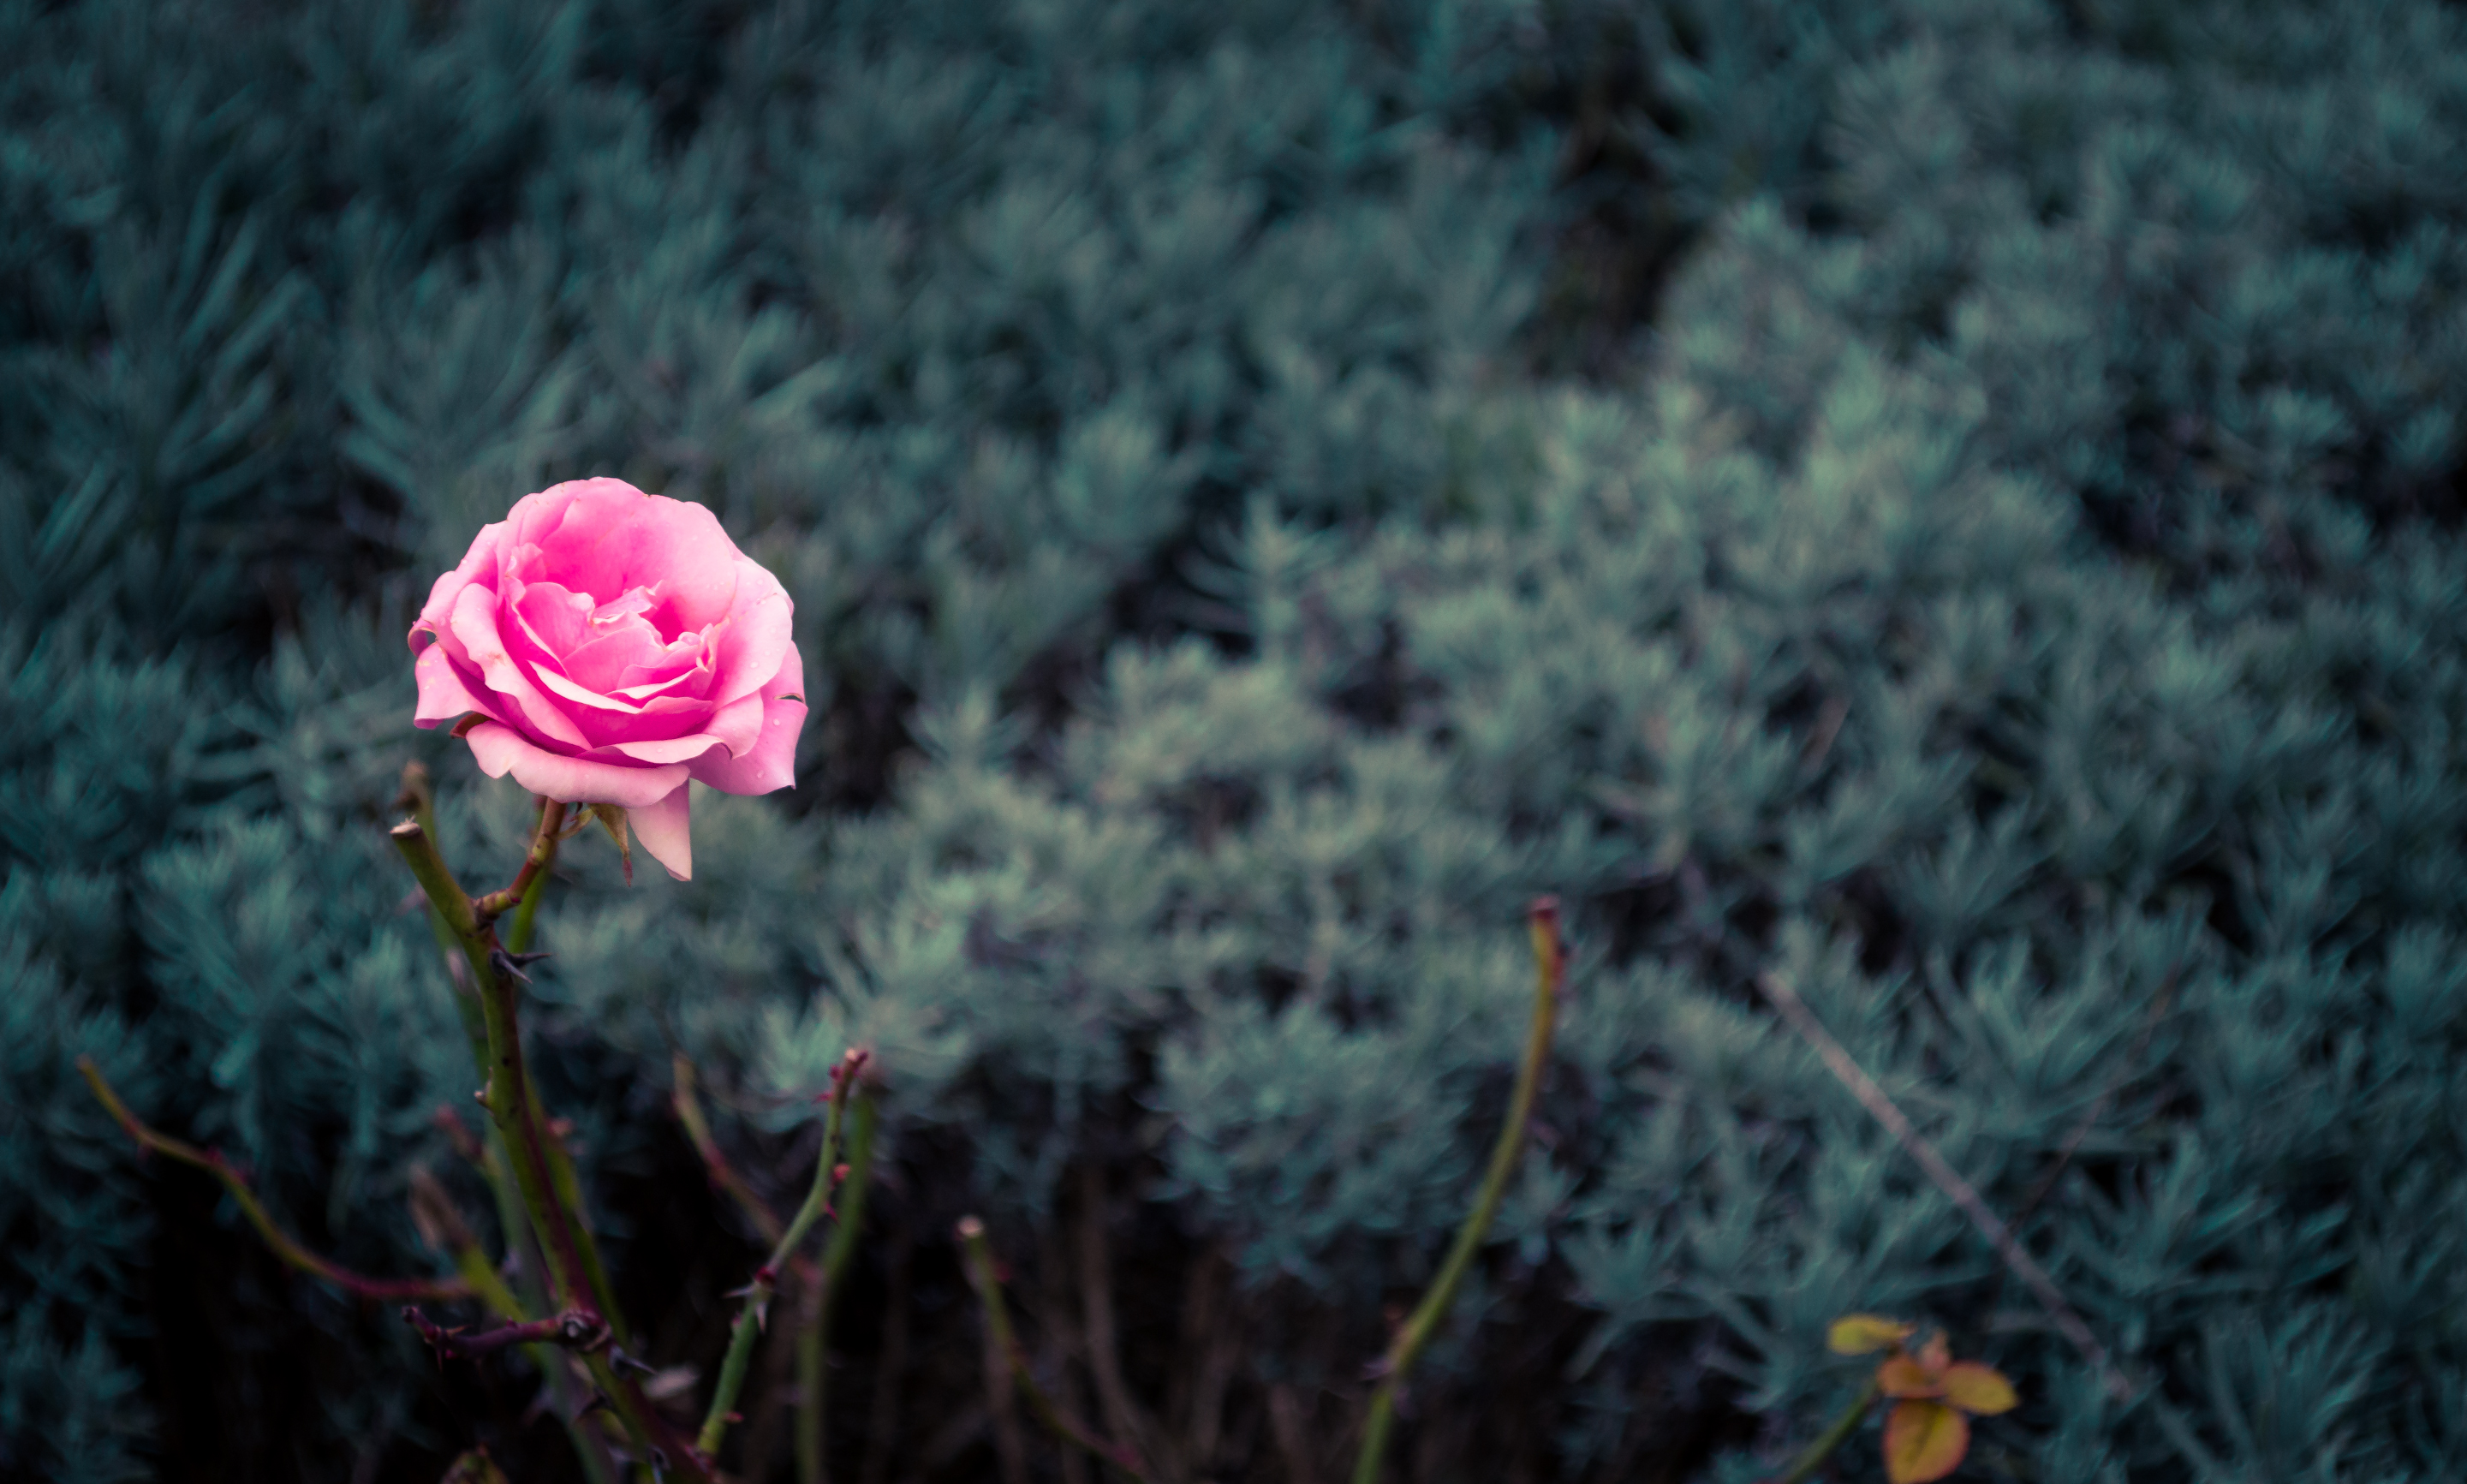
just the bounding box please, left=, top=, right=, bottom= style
left=11, top=0, right=2467, bottom=1481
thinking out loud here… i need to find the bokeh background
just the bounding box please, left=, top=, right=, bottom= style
left=12, top=0, right=2467, bottom=1479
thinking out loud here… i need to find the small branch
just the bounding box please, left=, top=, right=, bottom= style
left=78, top=1057, right=472, bottom=1303
left=958, top=1217, right=1152, bottom=1483
left=1076, top=1165, right=1163, bottom=1481
left=406, top=1307, right=610, bottom=1362
left=1350, top=897, right=1566, bottom=1484
left=1753, top=970, right=2136, bottom=1404
left=474, top=795, right=565, bottom=927
left=698, top=1049, right=868, bottom=1462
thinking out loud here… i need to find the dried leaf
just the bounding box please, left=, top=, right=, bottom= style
left=1882, top=1399, right=1969, bottom=1484
left=1829, top=1314, right=1916, bottom=1354
left=1876, top=1355, right=1943, bottom=1398
left=591, top=802, right=634, bottom=885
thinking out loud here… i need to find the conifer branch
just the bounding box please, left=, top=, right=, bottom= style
left=77, top=1057, right=474, bottom=1303
left=1350, top=897, right=1566, bottom=1484
left=957, top=1215, right=1153, bottom=1482
left=1752, top=970, right=2136, bottom=1404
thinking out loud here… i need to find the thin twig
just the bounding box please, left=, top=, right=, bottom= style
left=1351, top=897, right=1566, bottom=1484
left=674, top=1052, right=788, bottom=1246
left=1753, top=970, right=2136, bottom=1404
left=78, top=1057, right=472, bottom=1302
left=2007, top=964, right=2180, bottom=1232
left=958, top=1216, right=1152, bottom=1482
left=1077, top=1165, right=1165, bottom=1480
left=858, top=1225, right=913, bottom=1484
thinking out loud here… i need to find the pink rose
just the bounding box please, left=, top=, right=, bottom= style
left=408, top=478, right=806, bottom=880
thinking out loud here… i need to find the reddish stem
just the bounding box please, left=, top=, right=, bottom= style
left=78, top=1057, right=473, bottom=1303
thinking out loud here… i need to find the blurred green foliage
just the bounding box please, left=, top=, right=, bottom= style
left=10, top=0, right=2467, bottom=1480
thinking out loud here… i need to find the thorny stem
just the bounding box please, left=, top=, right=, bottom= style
left=804, top=1092, right=879, bottom=1484
left=1350, top=897, right=1566, bottom=1484
left=391, top=808, right=712, bottom=1482
left=1754, top=969, right=2136, bottom=1404
left=411, top=1162, right=623, bottom=1484
left=1765, top=1375, right=1880, bottom=1484
left=406, top=1307, right=608, bottom=1361
left=957, top=1216, right=1153, bottom=1482
left=77, top=1057, right=473, bottom=1302
left=698, top=1048, right=867, bottom=1461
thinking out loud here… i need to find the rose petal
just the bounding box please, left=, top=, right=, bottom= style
left=535, top=483, right=742, bottom=629
left=615, top=642, right=715, bottom=701
left=562, top=616, right=677, bottom=694
left=450, top=582, right=591, bottom=750
left=569, top=691, right=716, bottom=751
left=462, top=721, right=689, bottom=809
left=608, top=733, right=725, bottom=765
left=629, top=781, right=694, bottom=880
left=503, top=480, right=599, bottom=551
left=413, top=645, right=504, bottom=729
left=509, top=579, right=597, bottom=666
left=709, top=558, right=794, bottom=708
left=536, top=665, right=645, bottom=716
left=411, top=525, right=504, bottom=653
left=690, top=641, right=807, bottom=796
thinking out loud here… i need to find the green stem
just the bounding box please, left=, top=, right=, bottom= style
left=1769, top=1376, right=1880, bottom=1484
left=801, top=1093, right=879, bottom=1484
left=501, top=809, right=629, bottom=1345
left=1350, top=897, right=1565, bottom=1484
left=699, top=1050, right=865, bottom=1461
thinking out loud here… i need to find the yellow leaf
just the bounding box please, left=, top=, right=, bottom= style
left=1876, top=1356, right=1942, bottom=1398
left=1940, top=1362, right=2017, bottom=1415
left=1883, top=1399, right=1970, bottom=1484
left=1829, top=1314, right=1916, bottom=1354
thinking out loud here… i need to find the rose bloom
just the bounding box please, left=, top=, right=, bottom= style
left=408, top=478, right=806, bottom=879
